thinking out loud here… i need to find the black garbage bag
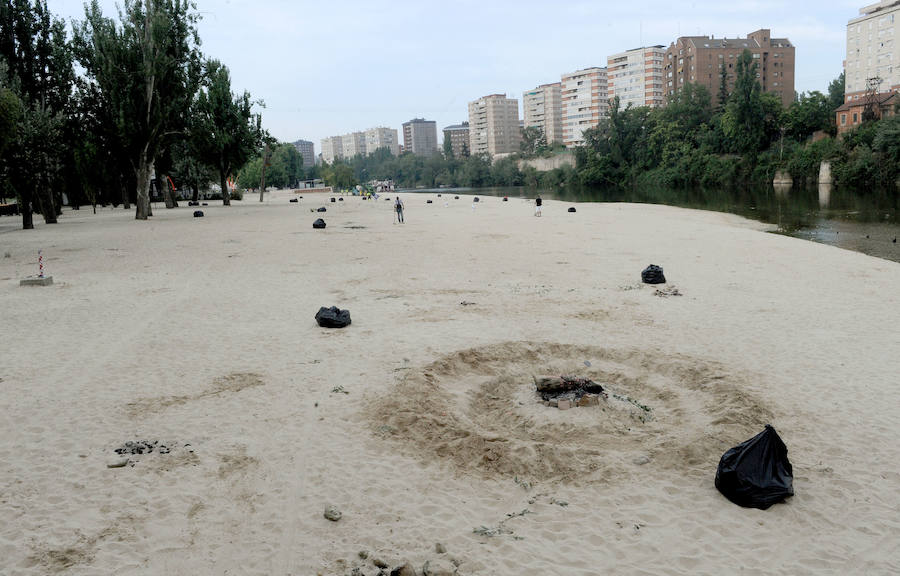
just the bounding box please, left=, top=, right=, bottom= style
left=315, top=306, right=351, bottom=328
left=193, top=210, right=204, bottom=217
left=289, top=198, right=298, bottom=203
left=473, top=197, right=480, bottom=202
left=313, top=218, right=326, bottom=229
left=568, top=207, right=577, bottom=213
left=427, top=199, right=433, bottom=204
left=715, top=425, right=794, bottom=509
left=641, top=264, right=666, bottom=284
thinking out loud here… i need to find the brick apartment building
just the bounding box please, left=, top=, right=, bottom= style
left=664, top=29, right=795, bottom=109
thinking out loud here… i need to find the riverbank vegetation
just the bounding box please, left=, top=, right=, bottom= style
left=317, top=51, right=898, bottom=198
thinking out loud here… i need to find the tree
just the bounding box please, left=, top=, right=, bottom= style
left=0, top=0, right=74, bottom=228
left=192, top=59, right=261, bottom=205
left=74, top=0, right=202, bottom=220
left=443, top=134, right=453, bottom=159
left=721, top=50, right=782, bottom=156
left=784, top=91, right=831, bottom=141
left=716, top=65, right=730, bottom=111
left=520, top=126, right=546, bottom=156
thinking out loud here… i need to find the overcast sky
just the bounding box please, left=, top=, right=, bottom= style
left=49, top=0, right=861, bottom=149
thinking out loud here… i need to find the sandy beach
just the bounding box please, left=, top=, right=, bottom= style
left=1, top=190, right=899, bottom=575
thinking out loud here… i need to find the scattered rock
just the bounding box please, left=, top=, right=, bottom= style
left=633, top=455, right=651, bottom=465
left=358, top=551, right=368, bottom=560
left=107, top=459, right=129, bottom=468
left=313, top=218, right=326, bottom=229
left=330, top=197, right=336, bottom=202
left=434, top=542, right=446, bottom=554
left=427, top=200, right=433, bottom=204
left=653, top=286, right=682, bottom=297
left=201, top=202, right=208, bottom=206
left=373, top=558, right=389, bottom=569
left=324, top=505, right=342, bottom=521
left=423, top=558, right=456, bottom=576
left=473, top=197, right=480, bottom=202
left=557, top=399, right=571, bottom=410
left=289, top=198, right=298, bottom=203
left=390, top=563, right=416, bottom=576
left=317, top=207, right=327, bottom=212
left=454, top=196, right=459, bottom=199
left=339, top=197, right=344, bottom=201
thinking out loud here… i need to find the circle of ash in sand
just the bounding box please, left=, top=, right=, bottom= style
left=368, top=341, right=773, bottom=484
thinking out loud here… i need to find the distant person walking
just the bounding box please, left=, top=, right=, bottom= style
left=534, top=195, right=542, bottom=217
left=394, top=196, right=405, bottom=224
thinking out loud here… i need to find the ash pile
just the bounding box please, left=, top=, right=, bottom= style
left=534, top=375, right=607, bottom=410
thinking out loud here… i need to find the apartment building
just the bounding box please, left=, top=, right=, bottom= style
left=845, top=1, right=900, bottom=101
left=292, top=139, right=315, bottom=167
left=467, top=94, right=521, bottom=156
left=342, top=131, right=367, bottom=158
left=320, top=135, right=343, bottom=164
left=523, top=82, right=563, bottom=144
left=365, top=127, right=400, bottom=156
left=607, top=46, right=665, bottom=109
left=561, top=67, right=608, bottom=148
left=402, top=118, right=439, bottom=157
left=664, top=29, right=795, bottom=109
left=442, top=122, right=470, bottom=157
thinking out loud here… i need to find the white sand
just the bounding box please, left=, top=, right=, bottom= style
left=1, top=190, right=898, bottom=575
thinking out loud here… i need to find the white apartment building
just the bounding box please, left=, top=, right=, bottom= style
left=365, top=127, right=400, bottom=156
left=845, top=0, right=900, bottom=99
left=342, top=131, right=367, bottom=158
left=467, top=94, right=521, bottom=156
left=321, top=135, right=344, bottom=164
left=523, top=82, right=562, bottom=144
left=607, top=46, right=665, bottom=109
left=561, top=67, right=608, bottom=148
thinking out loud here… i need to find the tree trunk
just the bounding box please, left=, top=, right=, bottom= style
left=37, top=175, right=58, bottom=224
left=161, top=175, right=175, bottom=208
left=120, top=176, right=130, bottom=210
left=221, top=172, right=230, bottom=206
left=20, top=194, right=34, bottom=230
left=191, top=184, right=199, bottom=203
left=135, top=150, right=153, bottom=220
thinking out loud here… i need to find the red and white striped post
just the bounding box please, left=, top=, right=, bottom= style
left=38, top=250, right=43, bottom=278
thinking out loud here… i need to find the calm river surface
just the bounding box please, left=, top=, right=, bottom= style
left=402, top=185, right=900, bottom=264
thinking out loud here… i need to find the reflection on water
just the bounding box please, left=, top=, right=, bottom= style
left=818, top=181, right=831, bottom=209
left=404, top=185, right=900, bottom=263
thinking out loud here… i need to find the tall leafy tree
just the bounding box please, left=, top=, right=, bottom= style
left=0, top=0, right=74, bottom=228
left=192, top=58, right=261, bottom=205
left=74, top=0, right=202, bottom=219
left=721, top=50, right=782, bottom=156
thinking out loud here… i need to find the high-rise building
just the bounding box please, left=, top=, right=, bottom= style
left=845, top=1, right=900, bottom=100
left=607, top=46, right=665, bottom=109
left=321, top=136, right=344, bottom=164
left=664, top=29, right=795, bottom=109
left=523, top=83, right=562, bottom=144
left=402, top=118, right=439, bottom=157
left=365, top=127, right=400, bottom=156
left=293, top=139, right=315, bottom=167
left=561, top=67, right=608, bottom=148
left=467, top=94, right=521, bottom=156
left=342, top=131, right=367, bottom=158
left=442, top=122, right=470, bottom=157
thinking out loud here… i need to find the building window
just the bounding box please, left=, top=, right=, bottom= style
left=852, top=112, right=858, bottom=123
left=841, top=114, right=846, bottom=125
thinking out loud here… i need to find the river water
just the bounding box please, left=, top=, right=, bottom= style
left=402, top=185, right=900, bottom=264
